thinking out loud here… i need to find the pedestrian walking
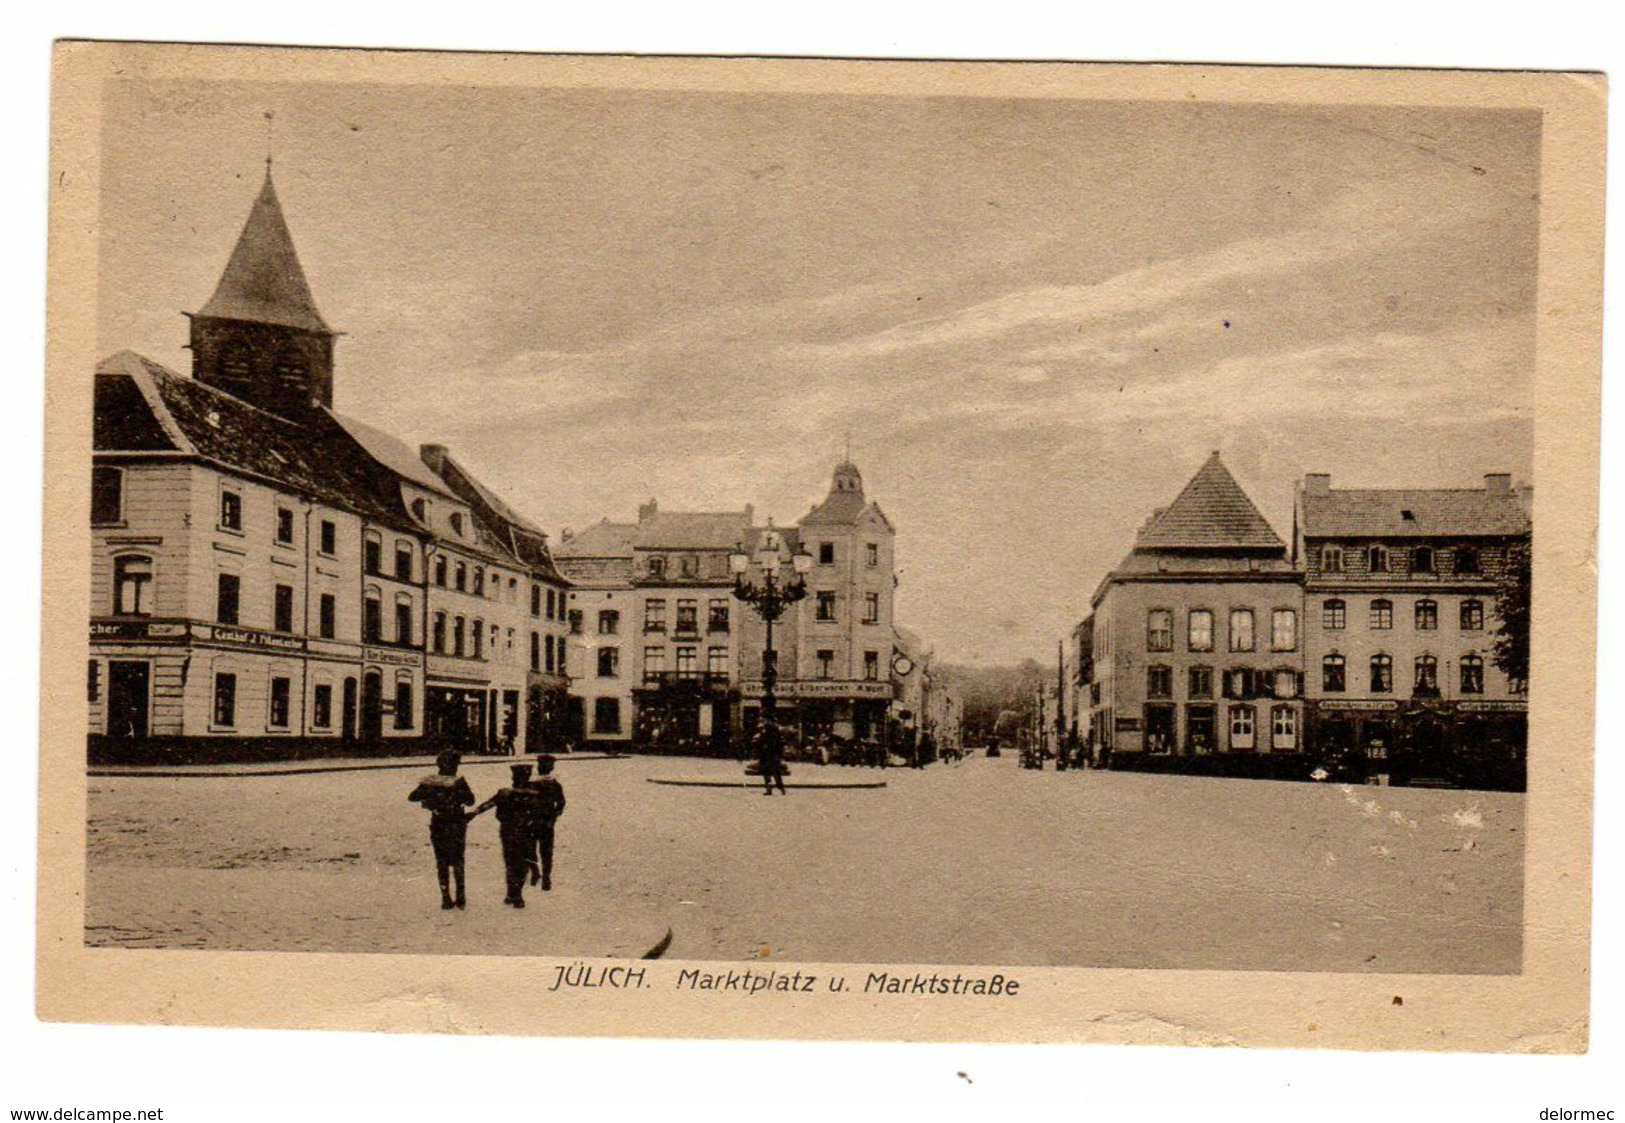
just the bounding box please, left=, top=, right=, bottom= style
left=470, top=762, right=541, bottom=908
left=758, top=723, right=787, bottom=796
left=407, top=749, right=476, bottom=911
left=526, top=754, right=567, bottom=892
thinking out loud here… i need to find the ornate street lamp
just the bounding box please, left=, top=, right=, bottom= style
left=729, top=526, right=814, bottom=761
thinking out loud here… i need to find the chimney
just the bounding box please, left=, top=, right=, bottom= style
left=1303, top=473, right=1331, bottom=495
left=420, top=444, right=449, bottom=474
left=638, top=498, right=658, bottom=523
left=743, top=504, right=755, bottom=527
left=1484, top=473, right=1512, bottom=493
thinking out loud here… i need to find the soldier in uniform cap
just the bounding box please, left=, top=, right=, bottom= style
left=407, top=749, right=476, bottom=910
left=526, top=755, right=567, bottom=891
left=470, top=762, right=541, bottom=907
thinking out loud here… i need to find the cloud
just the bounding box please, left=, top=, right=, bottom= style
left=773, top=179, right=1475, bottom=367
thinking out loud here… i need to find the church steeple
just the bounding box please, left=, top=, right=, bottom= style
left=188, top=167, right=337, bottom=418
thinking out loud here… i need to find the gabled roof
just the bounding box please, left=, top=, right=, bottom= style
left=95, top=351, right=407, bottom=527
left=329, top=414, right=460, bottom=501
left=196, top=172, right=332, bottom=335
left=1301, top=486, right=1531, bottom=538
left=635, top=510, right=752, bottom=551
left=418, top=445, right=563, bottom=581
left=422, top=445, right=548, bottom=538
left=555, top=519, right=637, bottom=558
left=800, top=489, right=870, bottom=525
left=1135, top=452, right=1284, bottom=550
left=554, top=554, right=635, bottom=588
left=94, top=352, right=179, bottom=451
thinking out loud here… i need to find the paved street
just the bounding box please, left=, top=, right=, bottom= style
left=86, top=753, right=1522, bottom=972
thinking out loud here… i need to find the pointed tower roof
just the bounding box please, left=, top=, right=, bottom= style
left=197, top=170, right=332, bottom=334
left=1135, top=451, right=1284, bottom=550
left=802, top=459, right=871, bottom=525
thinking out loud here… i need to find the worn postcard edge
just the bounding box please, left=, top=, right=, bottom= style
left=37, top=42, right=1605, bottom=1052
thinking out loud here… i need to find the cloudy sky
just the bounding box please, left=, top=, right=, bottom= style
left=98, top=80, right=1538, bottom=664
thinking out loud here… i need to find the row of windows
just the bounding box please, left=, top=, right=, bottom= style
left=1318, top=543, right=1482, bottom=576
left=593, top=645, right=888, bottom=682
left=1146, top=665, right=1301, bottom=701
left=528, top=631, right=565, bottom=675
left=1319, top=653, right=1486, bottom=694
left=1322, top=598, right=1484, bottom=632
left=429, top=612, right=528, bottom=662
left=638, top=646, right=730, bottom=680
left=426, top=553, right=522, bottom=602
left=209, top=672, right=413, bottom=732
left=639, top=541, right=883, bottom=581
left=113, top=555, right=556, bottom=658
left=816, top=590, right=882, bottom=624
left=637, top=601, right=732, bottom=635
left=1138, top=703, right=1298, bottom=753
left=530, top=583, right=563, bottom=621
left=1147, top=608, right=1296, bottom=653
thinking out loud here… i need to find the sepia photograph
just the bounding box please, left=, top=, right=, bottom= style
left=39, top=43, right=1603, bottom=1051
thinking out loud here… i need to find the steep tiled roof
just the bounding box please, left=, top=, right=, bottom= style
left=1136, top=452, right=1284, bottom=550
left=196, top=172, right=329, bottom=333
left=422, top=446, right=547, bottom=538
left=554, top=554, right=634, bottom=588
left=94, top=353, right=177, bottom=451
left=1301, top=486, right=1531, bottom=538
left=197, top=172, right=331, bottom=334
left=800, top=490, right=869, bottom=525
left=555, top=519, right=637, bottom=557
left=329, top=414, right=460, bottom=500
left=635, top=510, right=751, bottom=551
left=97, top=352, right=408, bottom=527
left=418, top=445, right=563, bottom=580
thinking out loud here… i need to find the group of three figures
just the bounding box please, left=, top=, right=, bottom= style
left=408, top=750, right=567, bottom=910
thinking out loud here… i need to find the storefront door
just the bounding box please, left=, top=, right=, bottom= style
left=341, top=677, right=357, bottom=742
left=107, top=661, right=149, bottom=739
left=361, top=672, right=383, bottom=744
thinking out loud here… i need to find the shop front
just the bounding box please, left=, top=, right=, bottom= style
left=740, top=679, right=894, bottom=759
left=426, top=679, right=491, bottom=753
left=633, top=673, right=735, bottom=756
left=1308, top=698, right=1525, bottom=790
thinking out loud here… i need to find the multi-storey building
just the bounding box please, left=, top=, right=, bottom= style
left=419, top=444, right=573, bottom=752
left=1297, top=472, right=1530, bottom=788
left=553, top=519, right=637, bottom=747
left=627, top=501, right=754, bottom=754
left=737, top=460, right=898, bottom=748
left=89, top=169, right=567, bottom=762
left=556, top=460, right=906, bottom=755
left=1062, top=615, right=1094, bottom=754
left=555, top=501, right=753, bottom=752
left=1088, top=453, right=1305, bottom=774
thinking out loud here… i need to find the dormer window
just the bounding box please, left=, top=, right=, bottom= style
left=1412, top=546, right=1435, bottom=574
left=449, top=512, right=465, bottom=537
left=1369, top=544, right=1390, bottom=573
left=1401, top=509, right=1416, bottom=522
left=648, top=556, right=666, bottom=578
left=411, top=498, right=428, bottom=523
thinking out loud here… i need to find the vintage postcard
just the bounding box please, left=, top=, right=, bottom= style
left=40, top=43, right=1603, bottom=1049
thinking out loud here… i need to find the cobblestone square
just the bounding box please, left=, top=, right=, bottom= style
left=86, top=754, right=1522, bottom=972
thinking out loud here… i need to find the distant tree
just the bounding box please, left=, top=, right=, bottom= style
left=1492, top=538, right=1531, bottom=688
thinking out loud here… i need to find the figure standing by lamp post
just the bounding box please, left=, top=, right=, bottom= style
left=730, top=526, right=813, bottom=795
